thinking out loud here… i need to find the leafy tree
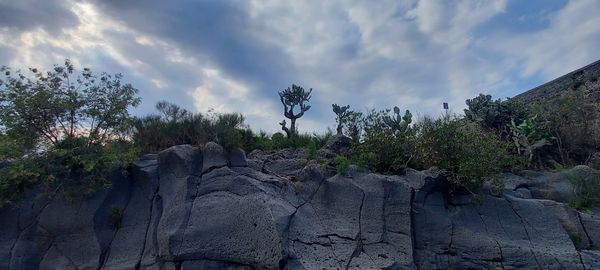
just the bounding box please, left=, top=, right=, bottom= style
left=156, top=100, right=191, bottom=122
left=0, top=60, right=140, bottom=206
left=0, top=60, right=140, bottom=148
left=278, top=84, right=312, bottom=137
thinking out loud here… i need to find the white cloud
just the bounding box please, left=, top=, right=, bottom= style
left=190, top=68, right=284, bottom=132
left=247, top=0, right=510, bottom=116
left=488, top=0, right=600, bottom=79
left=1, top=0, right=598, bottom=134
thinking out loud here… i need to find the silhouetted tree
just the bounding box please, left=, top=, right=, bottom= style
left=278, top=84, right=312, bottom=137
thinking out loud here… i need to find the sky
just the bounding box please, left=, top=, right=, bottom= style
left=0, top=0, right=599, bottom=133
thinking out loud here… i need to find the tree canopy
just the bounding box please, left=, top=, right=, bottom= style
left=0, top=60, right=140, bottom=150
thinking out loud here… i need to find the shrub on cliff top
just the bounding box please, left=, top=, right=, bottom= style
left=354, top=107, right=416, bottom=174
left=0, top=61, right=140, bottom=207
left=414, top=117, right=516, bottom=190
left=133, top=101, right=246, bottom=152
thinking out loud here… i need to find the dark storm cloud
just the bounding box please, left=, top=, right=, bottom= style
left=0, top=0, right=79, bottom=33
left=90, top=0, right=296, bottom=98
left=97, top=30, right=202, bottom=111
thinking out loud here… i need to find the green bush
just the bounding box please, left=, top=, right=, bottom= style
left=0, top=61, right=141, bottom=207
left=464, top=94, right=528, bottom=135
left=356, top=107, right=416, bottom=174
left=334, top=155, right=349, bottom=174
left=240, top=130, right=332, bottom=154
left=414, top=117, right=516, bottom=189
left=532, top=90, right=600, bottom=165
left=0, top=161, right=39, bottom=207
left=0, top=137, right=138, bottom=206
left=133, top=101, right=246, bottom=152
left=352, top=151, right=377, bottom=171
left=0, top=61, right=140, bottom=147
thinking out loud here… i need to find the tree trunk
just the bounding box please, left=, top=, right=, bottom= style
left=290, top=118, right=297, bottom=137
left=280, top=121, right=290, bottom=138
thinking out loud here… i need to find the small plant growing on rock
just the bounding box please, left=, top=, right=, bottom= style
left=110, top=206, right=122, bottom=229
left=570, top=233, right=583, bottom=250
left=489, top=177, right=506, bottom=196
left=334, top=155, right=349, bottom=174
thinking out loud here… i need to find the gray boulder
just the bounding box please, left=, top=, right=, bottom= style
left=318, top=134, right=353, bottom=158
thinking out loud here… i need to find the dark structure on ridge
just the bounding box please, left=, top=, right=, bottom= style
left=514, top=59, right=600, bottom=103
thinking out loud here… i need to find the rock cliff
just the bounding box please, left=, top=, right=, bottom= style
left=1, top=142, right=599, bottom=269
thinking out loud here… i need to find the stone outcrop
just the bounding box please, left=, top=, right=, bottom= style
left=1, top=143, right=599, bottom=269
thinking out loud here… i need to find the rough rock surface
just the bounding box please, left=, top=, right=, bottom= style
left=1, top=143, right=599, bottom=269
left=318, top=134, right=353, bottom=158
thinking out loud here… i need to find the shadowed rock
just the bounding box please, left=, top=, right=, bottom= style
left=1, top=143, right=599, bottom=269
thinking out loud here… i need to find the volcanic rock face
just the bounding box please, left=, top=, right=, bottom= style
left=1, top=142, right=599, bottom=269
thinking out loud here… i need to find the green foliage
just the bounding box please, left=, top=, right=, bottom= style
left=0, top=133, right=28, bottom=161
left=334, top=155, right=349, bottom=174
left=0, top=137, right=138, bottom=206
left=345, top=110, right=364, bottom=143
left=508, top=116, right=552, bottom=165
left=569, top=173, right=600, bottom=211
left=332, top=104, right=351, bottom=135
left=357, top=107, right=416, bottom=174
left=352, top=151, right=377, bottom=171
left=241, top=130, right=332, bottom=154
left=0, top=161, right=39, bottom=207
left=133, top=101, right=246, bottom=152
left=464, top=94, right=528, bottom=134
left=0, top=61, right=140, bottom=207
left=414, top=117, right=515, bottom=189
left=489, top=177, right=506, bottom=196
left=0, top=60, right=140, bottom=147
left=570, top=233, right=583, bottom=250
left=239, top=130, right=271, bottom=151
left=533, top=90, right=600, bottom=164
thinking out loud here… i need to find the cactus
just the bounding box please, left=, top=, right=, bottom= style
left=332, top=104, right=351, bottom=135
left=383, top=106, right=412, bottom=134
left=509, top=116, right=552, bottom=163
left=278, top=84, right=312, bottom=138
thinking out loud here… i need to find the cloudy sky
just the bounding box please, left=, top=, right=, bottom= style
left=0, top=0, right=599, bottom=133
